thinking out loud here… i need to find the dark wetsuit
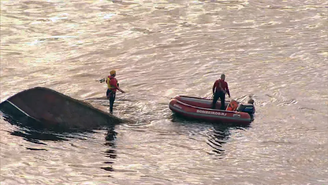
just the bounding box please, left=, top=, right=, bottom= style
left=212, top=79, right=230, bottom=110
left=106, top=76, right=119, bottom=114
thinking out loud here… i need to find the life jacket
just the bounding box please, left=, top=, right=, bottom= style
left=106, top=76, right=117, bottom=91
left=226, top=100, right=238, bottom=111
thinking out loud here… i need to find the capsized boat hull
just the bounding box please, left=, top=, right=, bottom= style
left=0, top=87, right=124, bottom=131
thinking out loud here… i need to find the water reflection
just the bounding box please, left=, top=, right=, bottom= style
left=102, top=127, right=117, bottom=172
left=1, top=112, right=113, bottom=149
left=206, top=124, right=231, bottom=155
left=1, top=107, right=119, bottom=174
left=3, top=115, right=70, bottom=145
left=171, top=113, right=249, bottom=156
left=207, top=124, right=250, bottom=155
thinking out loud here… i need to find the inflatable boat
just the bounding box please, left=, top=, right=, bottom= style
left=169, top=96, right=255, bottom=125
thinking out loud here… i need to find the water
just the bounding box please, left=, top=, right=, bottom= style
left=1, top=0, right=327, bottom=184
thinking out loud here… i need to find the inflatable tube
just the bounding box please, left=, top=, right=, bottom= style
left=169, top=95, right=254, bottom=125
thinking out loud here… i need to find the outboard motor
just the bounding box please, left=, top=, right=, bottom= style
left=237, top=96, right=255, bottom=117
left=237, top=104, right=255, bottom=116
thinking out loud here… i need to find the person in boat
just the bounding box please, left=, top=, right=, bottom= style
left=212, top=74, right=230, bottom=110
left=102, top=70, right=125, bottom=114
left=226, top=99, right=238, bottom=111
left=248, top=97, right=254, bottom=104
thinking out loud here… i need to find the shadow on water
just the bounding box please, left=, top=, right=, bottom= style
left=2, top=114, right=94, bottom=145
left=171, top=114, right=250, bottom=156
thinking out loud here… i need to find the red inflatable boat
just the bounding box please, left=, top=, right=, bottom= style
left=169, top=96, right=255, bottom=125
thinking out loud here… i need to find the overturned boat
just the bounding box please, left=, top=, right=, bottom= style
left=169, top=96, right=255, bottom=125
left=0, top=87, right=124, bottom=131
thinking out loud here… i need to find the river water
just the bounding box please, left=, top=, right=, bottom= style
left=1, top=0, right=327, bottom=184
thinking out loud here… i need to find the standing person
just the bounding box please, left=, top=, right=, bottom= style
left=212, top=74, right=231, bottom=110
left=104, top=70, right=125, bottom=114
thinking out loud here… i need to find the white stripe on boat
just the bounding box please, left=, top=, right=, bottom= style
left=6, top=100, right=40, bottom=121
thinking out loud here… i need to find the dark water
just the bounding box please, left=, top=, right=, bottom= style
left=1, top=0, right=327, bottom=184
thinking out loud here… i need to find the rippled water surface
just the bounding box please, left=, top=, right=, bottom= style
left=1, top=0, right=328, bottom=184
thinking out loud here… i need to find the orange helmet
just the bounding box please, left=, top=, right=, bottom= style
left=110, top=70, right=116, bottom=76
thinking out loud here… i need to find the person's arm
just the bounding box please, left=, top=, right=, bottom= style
left=105, top=77, right=110, bottom=85
left=117, top=87, right=125, bottom=93
left=114, top=84, right=125, bottom=93
left=212, top=81, right=217, bottom=94
left=226, top=82, right=230, bottom=98
left=110, top=79, right=125, bottom=93
left=114, top=82, right=125, bottom=93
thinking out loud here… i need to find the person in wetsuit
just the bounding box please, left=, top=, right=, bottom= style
left=105, top=70, right=125, bottom=114
left=212, top=74, right=230, bottom=110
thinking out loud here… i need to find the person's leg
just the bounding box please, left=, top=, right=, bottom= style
left=106, top=89, right=110, bottom=99
left=212, top=92, right=219, bottom=109
left=109, top=93, right=116, bottom=114
left=219, top=92, right=225, bottom=110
